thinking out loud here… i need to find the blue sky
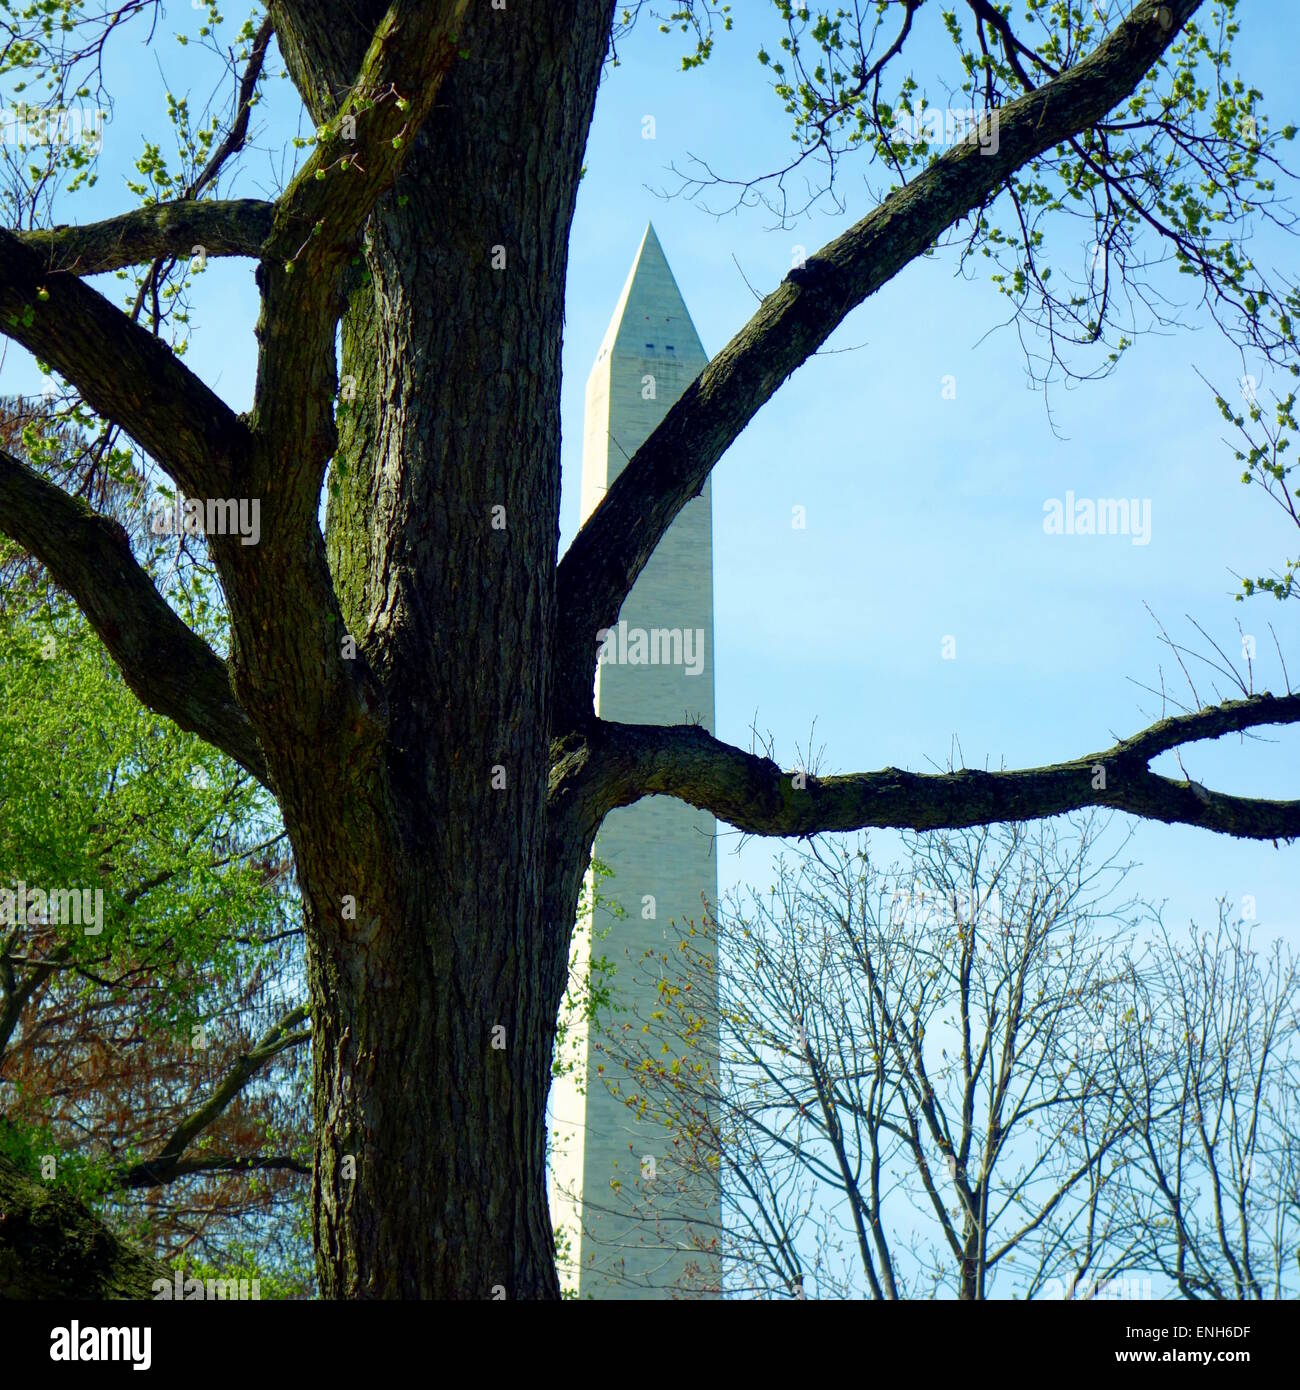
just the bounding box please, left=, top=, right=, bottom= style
left=563, top=4, right=1300, bottom=943
left=2, top=1, right=1296, bottom=950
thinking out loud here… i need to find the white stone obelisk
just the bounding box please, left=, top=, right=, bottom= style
left=550, top=224, right=720, bottom=1298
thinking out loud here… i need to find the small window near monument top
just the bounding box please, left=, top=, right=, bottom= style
left=646, top=342, right=655, bottom=350
left=666, top=345, right=675, bottom=352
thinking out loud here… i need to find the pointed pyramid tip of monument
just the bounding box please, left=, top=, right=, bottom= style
left=592, top=221, right=706, bottom=368
left=635, top=221, right=673, bottom=276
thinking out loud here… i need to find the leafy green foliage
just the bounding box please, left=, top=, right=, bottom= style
left=552, top=857, right=623, bottom=1088
left=0, top=399, right=309, bottom=1288
left=0, top=601, right=280, bottom=1034
left=649, top=1, right=1298, bottom=390
left=1215, top=381, right=1300, bottom=603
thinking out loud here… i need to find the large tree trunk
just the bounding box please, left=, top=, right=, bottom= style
left=246, top=1, right=612, bottom=1299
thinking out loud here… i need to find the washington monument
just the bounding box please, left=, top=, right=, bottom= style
left=550, top=225, right=721, bottom=1298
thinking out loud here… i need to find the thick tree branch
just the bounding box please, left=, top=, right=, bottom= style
left=204, top=0, right=471, bottom=776
left=15, top=199, right=274, bottom=275
left=117, top=1005, right=310, bottom=1189
left=553, top=0, right=1201, bottom=719
left=563, top=692, right=1300, bottom=842
left=0, top=446, right=269, bottom=784
left=250, top=0, right=469, bottom=511
left=0, top=229, right=251, bottom=498
left=270, top=0, right=389, bottom=126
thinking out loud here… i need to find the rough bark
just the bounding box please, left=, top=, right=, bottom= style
left=0, top=228, right=251, bottom=500
left=290, top=0, right=614, bottom=1298
left=0, top=1156, right=166, bottom=1300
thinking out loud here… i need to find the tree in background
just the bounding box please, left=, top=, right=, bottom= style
left=1112, top=908, right=1300, bottom=1300
left=608, top=819, right=1298, bottom=1299
left=0, top=401, right=312, bottom=1295
left=0, top=0, right=1297, bottom=1295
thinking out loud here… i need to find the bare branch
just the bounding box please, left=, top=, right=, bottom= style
left=119, top=1154, right=309, bottom=1187
left=117, top=1004, right=310, bottom=1189
left=190, top=14, right=275, bottom=200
